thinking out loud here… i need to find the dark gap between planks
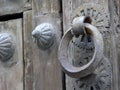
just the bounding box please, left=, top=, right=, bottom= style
left=0, top=13, right=23, bottom=21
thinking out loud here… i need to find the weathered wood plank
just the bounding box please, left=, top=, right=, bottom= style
left=62, top=0, right=119, bottom=90
left=113, top=0, right=120, bottom=90
left=118, top=0, right=120, bottom=87
left=30, top=0, right=63, bottom=90
left=23, top=10, right=33, bottom=90
left=0, top=19, right=23, bottom=90
left=108, top=0, right=119, bottom=90
left=0, top=0, right=31, bottom=16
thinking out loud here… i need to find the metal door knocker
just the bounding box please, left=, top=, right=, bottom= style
left=58, top=3, right=112, bottom=89
left=58, top=15, right=112, bottom=89
left=58, top=16, right=104, bottom=78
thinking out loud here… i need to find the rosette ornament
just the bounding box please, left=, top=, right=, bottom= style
left=32, top=23, right=55, bottom=50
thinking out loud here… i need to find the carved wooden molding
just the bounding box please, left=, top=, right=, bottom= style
left=0, top=33, right=15, bottom=62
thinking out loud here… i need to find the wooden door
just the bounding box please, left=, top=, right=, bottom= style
left=0, top=0, right=63, bottom=90
left=0, top=0, right=119, bottom=90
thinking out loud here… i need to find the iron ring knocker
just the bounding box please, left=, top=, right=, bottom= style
left=58, top=16, right=104, bottom=78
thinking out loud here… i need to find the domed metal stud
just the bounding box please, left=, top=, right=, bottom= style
left=32, top=23, right=55, bottom=50
left=0, top=33, right=15, bottom=62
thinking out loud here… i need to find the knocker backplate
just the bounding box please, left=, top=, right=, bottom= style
left=73, top=3, right=110, bottom=32
left=67, top=3, right=112, bottom=90
left=72, top=57, right=112, bottom=90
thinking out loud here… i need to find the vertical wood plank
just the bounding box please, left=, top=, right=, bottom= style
left=62, top=0, right=119, bottom=90
left=23, top=10, right=33, bottom=90
left=108, top=0, right=119, bottom=90
left=118, top=0, right=120, bottom=88
left=114, top=0, right=120, bottom=90
left=31, top=0, right=63, bottom=90
left=0, top=19, right=23, bottom=90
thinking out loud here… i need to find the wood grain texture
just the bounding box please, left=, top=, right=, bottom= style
left=0, top=0, right=31, bottom=16
left=62, top=0, right=119, bottom=90
left=0, top=19, right=23, bottom=90
left=23, top=10, right=33, bottom=90
left=118, top=0, right=120, bottom=89
left=111, top=1, right=120, bottom=90
left=27, top=0, right=63, bottom=90
left=108, top=0, right=119, bottom=90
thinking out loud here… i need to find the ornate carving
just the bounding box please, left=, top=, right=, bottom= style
left=0, top=33, right=15, bottom=62
left=73, top=57, right=112, bottom=90
left=73, top=3, right=110, bottom=33
left=32, top=23, right=55, bottom=50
